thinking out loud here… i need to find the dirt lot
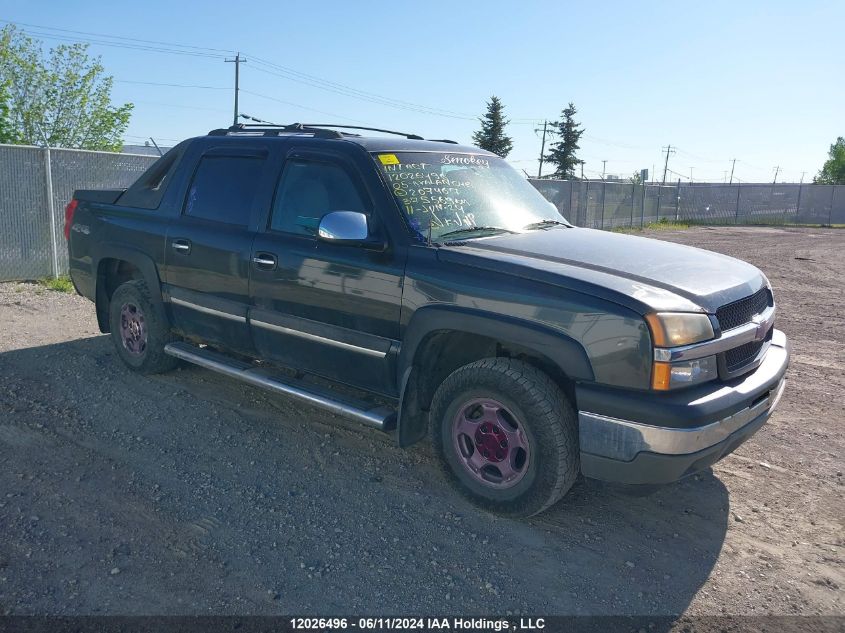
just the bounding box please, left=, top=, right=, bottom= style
left=0, top=226, right=842, bottom=618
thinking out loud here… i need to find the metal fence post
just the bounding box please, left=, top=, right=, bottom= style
left=829, top=185, right=837, bottom=226
left=584, top=179, right=589, bottom=228
left=734, top=183, right=742, bottom=224
left=656, top=185, right=661, bottom=223
left=600, top=180, right=607, bottom=230
left=640, top=184, right=646, bottom=227
left=795, top=181, right=803, bottom=224
left=43, top=145, right=59, bottom=279
left=674, top=179, right=681, bottom=221
left=630, top=182, right=635, bottom=228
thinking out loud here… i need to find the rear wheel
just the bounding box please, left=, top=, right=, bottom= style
left=108, top=280, right=178, bottom=374
left=430, top=358, right=579, bottom=517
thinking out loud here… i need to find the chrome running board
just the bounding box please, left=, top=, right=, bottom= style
left=164, top=342, right=396, bottom=430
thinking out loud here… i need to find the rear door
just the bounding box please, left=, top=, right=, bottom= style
left=248, top=148, right=405, bottom=396
left=164, top=145, right=273, bottom=354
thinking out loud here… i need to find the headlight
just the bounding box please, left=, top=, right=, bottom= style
left=652, top=356, right=718, bottom=390
left=645, top=312, right=714, bottom=347
left=645, top=312, right=717, bottom=390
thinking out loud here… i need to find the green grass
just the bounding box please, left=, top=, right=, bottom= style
left=38, top=275, right=74, bottom=293
left=613, top=218, right=691, bottom=234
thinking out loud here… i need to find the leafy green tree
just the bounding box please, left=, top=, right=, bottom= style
left=472, top=96, right=513, bottom=158
left=545, top=102, right=584, bottom=179
left=0, top=25, right=133, bottom=151
left=629, top=170, right=643, bottom=185
left=814, top=137, right=845, bottom=185
left=0, top=78, right=14, bottom=143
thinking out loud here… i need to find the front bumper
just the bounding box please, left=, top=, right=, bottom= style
left=577, top=329, right=790, bottom=485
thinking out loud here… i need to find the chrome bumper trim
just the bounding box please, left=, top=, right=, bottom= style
left=579, top=377, right=786, bottom=462
left=654, top=305, right=776, bottom=362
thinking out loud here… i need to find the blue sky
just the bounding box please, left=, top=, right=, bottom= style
left=2, top=1, right=841, bottom=182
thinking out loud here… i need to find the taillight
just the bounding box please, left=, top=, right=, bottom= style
left=64, top=199, right=78, bottom=240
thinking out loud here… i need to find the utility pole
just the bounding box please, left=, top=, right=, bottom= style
left=800, top=171, right=806, bottom=184
left=601, top=160, right=607, bottom=179
left=660, top=145, right=675, bottom=186
left=689, top=167, right=694, bottom=183
left=536, top=120, right=548, bottom=178
left=149, top=137, right=163, bottom=157
left=580, top=161, right=585, bottom=180
left=656, top=145, right=675, bottom=220
left=225, top=52, right=247, bottom=126
left=772, top=165, right=780, bottom=184
left=729, top=158, right=737, bottom=184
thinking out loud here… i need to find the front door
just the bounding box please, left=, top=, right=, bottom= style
left=249, top=152, right=404, bottom=396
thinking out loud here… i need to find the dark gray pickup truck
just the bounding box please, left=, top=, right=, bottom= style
left=65, top=123, right=789, bottom=517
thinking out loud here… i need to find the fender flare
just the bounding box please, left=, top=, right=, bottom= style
left=396, top=305, right=594, bottom=447
left=92, top=243, right=166, bottom=332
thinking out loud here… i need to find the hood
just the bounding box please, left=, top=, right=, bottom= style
left=438, top=227, right=766, bottom=314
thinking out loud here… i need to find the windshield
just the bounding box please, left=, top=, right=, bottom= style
left=373, top=151, right=566, bottom=242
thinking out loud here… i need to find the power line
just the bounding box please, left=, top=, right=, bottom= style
left=9, top=28, right=224, bottom=59
left=247, top=55, right=479, bottom=120
left=115, top=79, right=229, bottom=90
left=131, top=100, right=229, bottom=114
left=4, top=19, right=553, bottom=124
left=246, top=63, right=478, bottom=121
left=240, top=89, right=364, bottom=123
left=0, top=19, right=232, bottom=54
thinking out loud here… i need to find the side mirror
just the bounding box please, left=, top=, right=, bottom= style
left=318, top=211, right=384, bottom=250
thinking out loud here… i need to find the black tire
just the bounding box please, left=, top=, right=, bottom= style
left=108, top=280, right=179, bottom=375
left=430, top=358, right=579, bottom=518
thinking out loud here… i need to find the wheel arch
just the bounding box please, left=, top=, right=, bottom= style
left=94, top=245, right=165, bottom=333
left=396, top=306, right=593, bottom=448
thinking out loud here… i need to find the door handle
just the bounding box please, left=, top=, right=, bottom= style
left=171, top=239, right=191, bottom=254
left=252, top=252, right=277, bottom=270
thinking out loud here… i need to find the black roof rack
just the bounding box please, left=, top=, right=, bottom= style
left=297, top=124, right=424, bottom=140
left=205, top=122, right=452, bottom=143
left=208, top=123, right=345, bottom=139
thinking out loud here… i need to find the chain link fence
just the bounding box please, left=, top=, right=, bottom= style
left=530, top=179, right=844, bottom=229
left=1, top=143, right=843, bottom=281
left=0, top=144, right=157, bottom=281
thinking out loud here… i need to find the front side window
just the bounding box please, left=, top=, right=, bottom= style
left=374, top=152, right=566, bottom=242
left=270, top=159, right=367, bottom=236
left=184, top=155, right=265, bottom=225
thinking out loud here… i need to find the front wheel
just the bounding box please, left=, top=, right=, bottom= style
left=108, top=280, right=179, bottom=375
left=430, top=358, right=579, bottom=517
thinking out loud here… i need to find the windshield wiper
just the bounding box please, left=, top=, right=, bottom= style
left=438, top=226, right=515, bottom=240
left=523, top=219, right=568, bottom=230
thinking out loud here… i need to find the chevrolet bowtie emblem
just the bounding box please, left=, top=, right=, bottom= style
left=751, top=314, right=768, bottom=341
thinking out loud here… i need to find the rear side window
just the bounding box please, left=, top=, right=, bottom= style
left=118, top=141, right=187, bottom=209
left=270, top=159, right=367, bottom=236
left=184, top=156, right=265, bottom=225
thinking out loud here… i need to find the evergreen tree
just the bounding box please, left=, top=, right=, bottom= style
left=0, top=25, right=133, bottom=151
left=545, top=102, right=584, bottom=179
left=472, top=96, right=513, bottom=158
left=814, top=137, right=845, bottom=185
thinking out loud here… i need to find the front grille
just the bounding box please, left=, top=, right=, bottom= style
left=716, top=287, right=772, bottom=331
left=724, top=339, right=765, bottom=372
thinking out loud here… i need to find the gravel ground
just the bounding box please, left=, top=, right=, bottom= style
left=0, top=226, right=842, bottom=617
